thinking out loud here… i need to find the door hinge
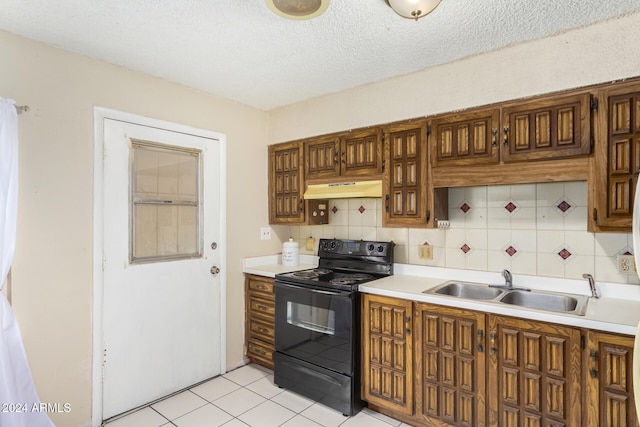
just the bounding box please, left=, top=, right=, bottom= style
left=381, top=159, right=385, bottom=172
left=426, top=125, right=432, bottom=136
left=102, top=254, right=107, bottom=272
left=591, top=96, right=599, bottom=111
left=102, top=347, right=107, bottom=382
left=580, top=335, right=585, bottom=349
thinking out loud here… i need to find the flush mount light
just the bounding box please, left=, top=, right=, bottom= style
left=385, top=0, right=442, bottom=20
left=265, top=0, right=330, bottom=20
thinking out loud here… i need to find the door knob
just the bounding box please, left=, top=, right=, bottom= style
left=210, top=266, right=220, bottom=275
left=211, top=242, right=218, bottom=250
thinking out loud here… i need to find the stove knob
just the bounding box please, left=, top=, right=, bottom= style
left=368, top=244, right=375, bottom=252
left=330, top=241, right=337, bottom=249
left=377, top=245, right=385, bottom=252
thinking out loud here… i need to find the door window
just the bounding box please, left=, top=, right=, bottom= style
left=130, top=140, right=201, bottom=262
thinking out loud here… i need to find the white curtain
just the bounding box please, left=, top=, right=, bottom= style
left=0, top=98, right=55, bottom=427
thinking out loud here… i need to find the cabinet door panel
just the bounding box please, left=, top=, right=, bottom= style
left=269, top=142, right=304, bottom=223
left=488, top=315, right=581, bottom=427
left=502, top=93, right=591, bottom=162
left=306, top=137, right=339, bottom=179
left=340, top=128, right=383, bottom=177
left=362, top=294, right=413, bottom=416
left=591, top=82, right=640, bottom=230
left=415, top=303, right=486, bottom=427
left=431, top=108, right=499, bottom=166
left=585, top=331, right=638, bottom=427
left=383, top=123, right=429, bottom=226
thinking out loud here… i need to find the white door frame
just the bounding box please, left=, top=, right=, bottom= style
left=91, top=107, right=227, bottom=426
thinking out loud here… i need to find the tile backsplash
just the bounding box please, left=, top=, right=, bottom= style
left=288, top=181, right=639, bottom=285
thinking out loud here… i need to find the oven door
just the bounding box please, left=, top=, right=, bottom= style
left=274, top=281, right=355, bottom=375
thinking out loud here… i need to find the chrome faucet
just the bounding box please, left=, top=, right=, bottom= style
left=503, top=269, right=513, bottom=288
left=583, top=273, right=600, bottom=298
left=489, top=269, right=530, bottom=291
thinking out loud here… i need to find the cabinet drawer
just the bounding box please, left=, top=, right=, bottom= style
left=247, top=338, right=274, bottom=369
left=248, top=278, right=274, bottom=295
left=248, top=295, right=275, bottom=318
left=248, top=316, right=275, bottom=343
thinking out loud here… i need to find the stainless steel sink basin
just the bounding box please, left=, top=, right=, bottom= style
left=499, top=290, right=589, bottom=316
left=424, top=281, right=504, bottom=300
left=424, top=280, right=589, bottom=316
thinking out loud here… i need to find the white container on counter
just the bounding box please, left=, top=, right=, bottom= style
left=282, top=238, right=299, bottom=267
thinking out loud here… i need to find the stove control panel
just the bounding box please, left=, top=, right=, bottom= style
left=319, top=238, right=393, bottom=257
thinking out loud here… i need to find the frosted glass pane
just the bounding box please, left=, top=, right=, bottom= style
left=131, top=142, right=200, bottom=262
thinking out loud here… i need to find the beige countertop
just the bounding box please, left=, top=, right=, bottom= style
left=242, top=257, right=640, bottom=335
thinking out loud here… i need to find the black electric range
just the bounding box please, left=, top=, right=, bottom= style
left=273, top=238, right=394, bottom=416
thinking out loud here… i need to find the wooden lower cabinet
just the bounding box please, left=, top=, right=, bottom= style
left=244, top=274, right=275, bottom=369
left=487, top=314, right=582, bottom=427
left=584, top=331, right=638, bottom=427
left=361, top=294, right=414, bottom=417
left=414, top=303, right=486, bottom=427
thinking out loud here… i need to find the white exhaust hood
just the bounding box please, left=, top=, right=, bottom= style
left=303, top=180, right=382, bottom=199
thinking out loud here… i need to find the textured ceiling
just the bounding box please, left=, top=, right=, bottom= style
left=1, top=0, right=639, bottom=110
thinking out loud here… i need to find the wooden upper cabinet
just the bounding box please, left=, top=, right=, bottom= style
left=341, top=128, right=383, bottom=177
left=362, top=294, right=414, bottom=417
left=502, top=92, right=592, bottom=162
left=430, top=108, right=500, bottom=167
left=487, top=315, right=582, bottom=427
left=584, top=331, right=638, bottom=427
left=305, top=135, right=340, bottom=179
left=382, top=121, right=428, bottom=227
left=591, top=82, right=640, bottom=231
left=305, top=128, right=383, bottom=181
left=268, top=141, right=305, bottom=224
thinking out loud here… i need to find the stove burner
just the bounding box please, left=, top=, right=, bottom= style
left=344, top=273, right=373, bottom=281
left=329, top=278, right=357, bottom=285
left=289, top=268, right=332, bottom=280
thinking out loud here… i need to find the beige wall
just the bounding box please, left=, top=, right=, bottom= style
left=0, top=30, right=281, bottom=426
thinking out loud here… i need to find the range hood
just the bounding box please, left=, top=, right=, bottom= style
left=303, top=180, right=382, bottom=199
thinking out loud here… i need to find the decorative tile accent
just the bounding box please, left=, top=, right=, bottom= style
left=331, top=206, right=338, bottom=214
left=460, top=244, right=471, bottom=254
left=358, top=205, right=366, bottom=214
left=553, top=197, right=575, bottom=216
left=460, top=202, right=471, bottom=214
left=557, top=247, right=573, bottom=262
left=505, top=246, right=517, bottom=257
left=504, top=201, right=519, bottom=214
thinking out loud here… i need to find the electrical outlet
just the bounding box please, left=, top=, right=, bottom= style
left=260, top=227, right=271, bottom=240
left=617, top=254, right=636, bottom=273
left=418, top=243, right=433, bottom=260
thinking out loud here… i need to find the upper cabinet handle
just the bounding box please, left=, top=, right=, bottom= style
left=503, top=126, right=509, bottom=147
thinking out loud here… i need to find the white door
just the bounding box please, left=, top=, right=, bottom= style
left=101, top=117, right=224, bottom=419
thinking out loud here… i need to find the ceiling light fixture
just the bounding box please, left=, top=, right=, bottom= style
left=265, top=0, right=330, bottom=20
left=385, top=0, right=442, bottom=20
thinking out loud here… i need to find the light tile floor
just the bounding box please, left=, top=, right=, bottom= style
left=104, top=364, right=411, bottom=427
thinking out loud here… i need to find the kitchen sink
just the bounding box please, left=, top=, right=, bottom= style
left=424, top=280, right=589, bottom=316
left=425, top=281, right=505, bottom=300
left=499, top=290, right=589, bottom=316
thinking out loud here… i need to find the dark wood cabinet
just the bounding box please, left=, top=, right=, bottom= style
left=591, top=82, right=640, bottom=231
left=431, top=108, right=500, bottom=167
left=501, top=93, right=592, bottom=163
left=341, top=128, right=384, bottom=177
left=382, top=121, right=447, bottom=227
left=244, top=275, right=275, bottom=369
left=415, top=303, right=486, bottom=427
left=362, top=294, right=414, bottom=417
left=584, top=331, right=638, bottom=427
left=487, top=314, right=582, bottom=427
left=305, top=135, right=340, bottom=179
left=269, top=141, right=305, bottom=224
